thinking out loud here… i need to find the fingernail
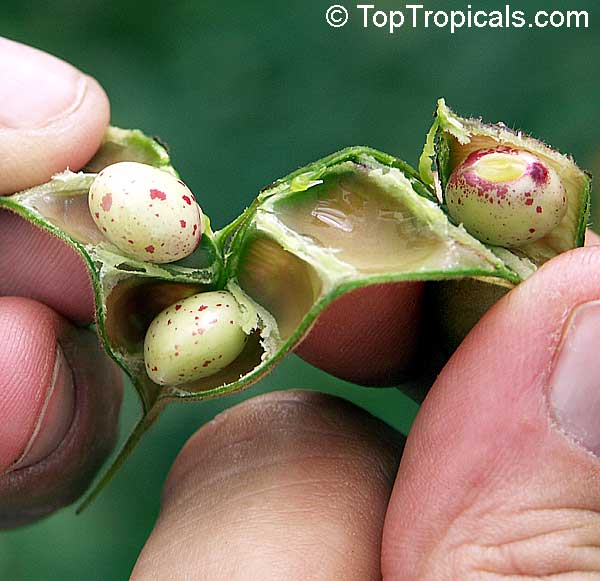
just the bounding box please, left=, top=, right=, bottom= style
left=0, top=37, right=86, bottom=129
left=10, top=344, right=75, bottom=471
left=550, top=300, right=600, bottom=455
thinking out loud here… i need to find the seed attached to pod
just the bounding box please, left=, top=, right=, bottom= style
left=144, top=291, right=248, bottom=385
left=445, top=147, right=567, bottom=247
left=89, top=161, right=202, bottom=263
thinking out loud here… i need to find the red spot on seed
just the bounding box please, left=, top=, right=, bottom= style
left=202, top=360, right=211, bottom=367
left=150, top=189, right=167, bottom=200
left=94, top=212, right=100, bottom=219
left=216, top=303, right=222, bottom=307
left=529, top=228, right=536, bottom=233
left=128, top=239, right=134, bottom=244
left=175, top=352, right=179, bottom=357
left=101, top=193, right=112, bottom=211
left=192, top=224, right=198, bottom=236
left=152, top=366, right=158, bottom=372
left=182, top=195, right=192, bottom=205
left=525, top=199, right=534, bottom=206
left=168, top=319, right=172, bottom=325
left=536, top=206, right=543, bottom=214
left=180, top=220, right=187, bottom=228
left=145, top=245, right=155, bottom=253
left=528, top=162, right=549, bottom=185
left=198, top=305, right=208, bottom=311
left=175, top=304, right=182, bottom=311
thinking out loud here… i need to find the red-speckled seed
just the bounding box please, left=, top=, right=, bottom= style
left=445, top=147, right=567, bottom=247
left=144, top=291, right=248, bottom=386
left=89, top=161, right=203, bottom=263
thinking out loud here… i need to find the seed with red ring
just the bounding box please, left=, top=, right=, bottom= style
left=89, top=161, right=203, bottom=263
left=445, top=147, right=567, bottom=247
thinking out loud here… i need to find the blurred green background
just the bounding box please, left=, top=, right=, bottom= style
left=1, top=0, right=598, bottom=578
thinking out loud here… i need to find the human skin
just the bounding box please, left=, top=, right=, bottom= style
left=3, top=37, right=600, bottom=579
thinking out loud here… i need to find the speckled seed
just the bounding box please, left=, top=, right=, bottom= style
left=89, top=161, right=202, bottom=263
left=144, top=291, right=248, bottom=385
left=445, top=147, right=567, bottom=247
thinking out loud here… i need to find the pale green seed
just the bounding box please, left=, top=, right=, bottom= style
left=144, top=291, right=248, bottom=385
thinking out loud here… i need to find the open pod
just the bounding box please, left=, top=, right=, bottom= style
left=0, top=101, right=590, bottom=507
left=420, top=99, right=591, bottom=265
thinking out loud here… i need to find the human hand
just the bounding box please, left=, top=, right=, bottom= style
left=0, top=37, right=121, bottom=527
left=4, top=38, right=600, bottom=580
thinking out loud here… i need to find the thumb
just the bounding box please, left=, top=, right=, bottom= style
left=0, top=37, right=109, bottom=194
left=383, top=246, right=600, bottom=578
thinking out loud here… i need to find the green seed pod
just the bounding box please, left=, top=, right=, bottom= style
left=445, top=147, right=567, bottom=247
left=0, top=103, right=590, bottom=508
left=144, top=291, right=248, bottom=385
left=89, top=161, right=202, bottom=263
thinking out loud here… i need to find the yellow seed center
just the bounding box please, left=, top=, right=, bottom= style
left=472, top=153, right=528, bottom=183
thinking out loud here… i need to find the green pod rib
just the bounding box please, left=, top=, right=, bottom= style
left=0, top=102, right=590, bottom=508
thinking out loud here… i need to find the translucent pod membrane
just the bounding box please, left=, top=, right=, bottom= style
left=0, top=101, right=589, bottom=507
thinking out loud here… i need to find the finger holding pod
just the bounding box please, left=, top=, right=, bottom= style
left=89, top=161, right=202, bottom=263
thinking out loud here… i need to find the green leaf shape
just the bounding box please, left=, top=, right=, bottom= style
left=419, top=99, right=591, bottom=266
left=0, top=103, right=589, bottom=508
